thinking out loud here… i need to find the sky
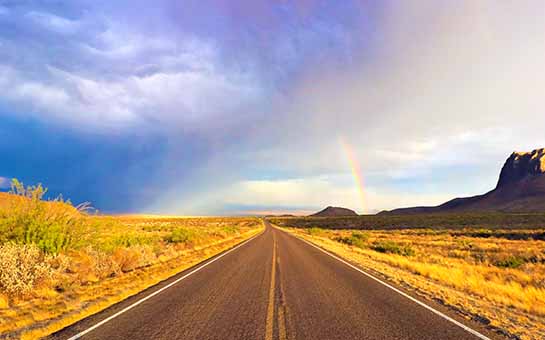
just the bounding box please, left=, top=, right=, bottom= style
left=1, top=1, right=544, bottom=215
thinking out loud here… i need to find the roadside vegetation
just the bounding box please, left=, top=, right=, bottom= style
left=274, top=217, right=545, bottom=340
left=270, top=212, right=545, bottom=230
left=0, top=180, right=263, bottom=339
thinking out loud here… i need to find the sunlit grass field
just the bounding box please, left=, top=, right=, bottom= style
left=272, top=216, right=545, bottom=340
left=0, top=181, right=263, bottom=339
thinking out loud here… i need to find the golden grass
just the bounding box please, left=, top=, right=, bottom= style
left=0, top=294, right=9, bottom=309
left=279, top=226, right=545, bottom=340
left=0, top=191, right=78, bottom=216
left=0, top=211, right=263, bottom=339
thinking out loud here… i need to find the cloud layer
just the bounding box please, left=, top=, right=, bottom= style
left=210, top=1, right=545, bottom=213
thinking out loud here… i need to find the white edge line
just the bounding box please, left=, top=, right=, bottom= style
left=274, top=227, right=492, bottom=340
left=66, top=230, right=264, bottom=340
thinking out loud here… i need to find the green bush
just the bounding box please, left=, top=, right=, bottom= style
left=371, top=240, right=415, bottom=256
left=0, top=179, right=90, bottom=254
left=351, top=232, right=369, bottom=242
left=99, top=233, right=156, bottom=252
left=165, top=228, right=194, bottom=244
left=335, top=232, right=369, bottom=248
left=494, top=256, right=526, bottom=269
left=221, top=225, right=239, bottom=234
left=307, top=227, right=323, bottom=236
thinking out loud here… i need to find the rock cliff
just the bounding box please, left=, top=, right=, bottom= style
left=381, top=148, right=545, bottom=214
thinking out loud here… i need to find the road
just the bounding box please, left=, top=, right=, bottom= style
left=48, top=221, right=498, bottom=340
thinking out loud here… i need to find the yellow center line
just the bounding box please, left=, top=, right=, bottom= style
left=276, top=254, right=288, bottom=340
left=265, top=234, right=277, bottom=340
left=278, top=305, right=287, bottom=340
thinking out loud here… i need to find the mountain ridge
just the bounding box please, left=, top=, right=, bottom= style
left=380, top=148, right=545, bottom=215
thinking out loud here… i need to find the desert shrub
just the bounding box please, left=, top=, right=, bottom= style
left=221, top=225, right=239, bottom=234
left=335, top=232, right=369, bottom=248
left=165, top=228, right=194, bottom=244
left=0, top=243, right=52, bottom=295
left=0, top=179, right=91, bottom=254
left=48, top=253, right=71, bottom=272
left=142, top=224, right=163, bottom=232
left=105, top=234, right=155, bottom=249
left=371, top=240, right=415, bottom=256
left=65, top=250, right=100, bottom=284
left=134, top=245, right=157, bottom=267
left=307, top=227, right=323, bottom=236
left=112, top=248, right=140, bottom=273
left=456, top=239, right=474, bottom=249
left=211, top=225, right=240, bottom=238
left=111, top=246, right=156, bottom=272
left=351, top=231, right=369, bottom=242
left=59, top=248, right=122, bottom=286
left=82, top=248, right=121, bottom=279
left=494, top=256, right=527, bottom=269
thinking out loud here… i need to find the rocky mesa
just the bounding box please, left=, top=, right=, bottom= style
left=310, top=206, right=359, bottom=217
left=497, top=148, right=545, bottom=187
left=381, top=148, right=545, bottom=214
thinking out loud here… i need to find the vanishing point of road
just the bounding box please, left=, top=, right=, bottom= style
left=48, top=221, right=500, bottom=340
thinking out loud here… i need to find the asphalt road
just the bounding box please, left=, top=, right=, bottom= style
left=48, top=221, right=499, bottom=340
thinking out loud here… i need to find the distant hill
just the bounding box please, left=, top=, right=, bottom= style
left=310, top=206, right=358, bottom=217
left=381, top=148, right=545, bottom=215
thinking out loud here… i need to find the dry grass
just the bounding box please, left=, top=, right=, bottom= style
left=0, top=181, right=263, bottom=339
left=278, top=224, right=545, bottom=340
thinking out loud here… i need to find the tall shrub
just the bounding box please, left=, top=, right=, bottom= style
left=0, top=179, right=91, bottom=254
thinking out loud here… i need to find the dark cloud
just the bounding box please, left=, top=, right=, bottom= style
left=0, top=1, right=364, bottom=212
left=0, top=112, right=208, bottom=211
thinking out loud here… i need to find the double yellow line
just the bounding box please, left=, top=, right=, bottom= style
left=265, top=233, right=287, bottom=340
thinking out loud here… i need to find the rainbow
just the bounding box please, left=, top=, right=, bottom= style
left=339, top=138, right=366, bottom=213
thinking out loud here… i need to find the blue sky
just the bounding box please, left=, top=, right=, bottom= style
left=1, top=1, right=544, bottom=215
